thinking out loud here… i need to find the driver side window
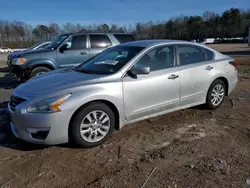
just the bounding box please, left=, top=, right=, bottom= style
left=136, top=45, right=175, bottom=71
left=64, top=35, right=86, bottom=50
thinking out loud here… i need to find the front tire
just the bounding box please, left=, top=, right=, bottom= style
left=71, top=102, right=115, bottom=148
left=206, top=79, right=226, bottom=109
left=30, top=67, right=51, bottom=78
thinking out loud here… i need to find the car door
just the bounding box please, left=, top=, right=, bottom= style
left=122, top=45, right=180, bottom=121
left=89, top=34, right=112, bottom=58
left=177, top=44, right=215, bottom=106
left=57, top=34, right=90, bottom=68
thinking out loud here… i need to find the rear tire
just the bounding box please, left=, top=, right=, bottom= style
left=71, top=102, right=115, bottom=148
left=30, top=67, right=51, bottom=78
left=206, top=79, right=226, bottom=109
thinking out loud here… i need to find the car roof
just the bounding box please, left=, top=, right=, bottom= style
left=119, top=39, right=220, bottom=52
left=120, top=39, right=187, bottom=47
left=69, top=32, right=132, bottom=36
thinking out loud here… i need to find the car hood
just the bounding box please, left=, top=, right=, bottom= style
left=9, top=48, right=50, bottom=59
left=9, top=50, right=28, bottom=59
left=14, top=68, right=102, bottom=96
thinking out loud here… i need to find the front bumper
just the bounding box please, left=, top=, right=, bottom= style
left=6, top=59, right=29, bottom=80
left=8, top=103, right=72, bottom=145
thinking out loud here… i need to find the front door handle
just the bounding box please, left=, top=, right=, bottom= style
left=205, top=65, right=213, bottom=70
left=168, top=74, right=179, bottom=79
left=80, top=52, right=87, bottom=56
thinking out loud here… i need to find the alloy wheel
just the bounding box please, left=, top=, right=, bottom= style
left=211, top=84, right=225, bottom=106
left=80, top=110, right=110, bottom=143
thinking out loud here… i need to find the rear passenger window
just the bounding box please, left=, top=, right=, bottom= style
left=204, top=49, right=214, bottom=61
left=113, top=34, right=135, bottom=43
left=90, top=34, right=112, bottom=48
left=178, top=45, right=206, bottom=65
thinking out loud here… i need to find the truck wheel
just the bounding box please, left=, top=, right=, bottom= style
left=30, top=67, right=51, bottom=78
left=71, top=102, right=115, bottom=148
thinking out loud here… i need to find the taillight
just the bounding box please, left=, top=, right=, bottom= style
left=229, top=60, right=238, bottom=70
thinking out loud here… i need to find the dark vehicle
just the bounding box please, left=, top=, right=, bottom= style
left=7, top=31, right=135, bottom=81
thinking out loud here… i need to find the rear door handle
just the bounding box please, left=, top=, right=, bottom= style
left=205, top=65, right=213, bottom=70
left=80, top=52, right=87, bottom=56
left=168, top=74, right=179, bottom=79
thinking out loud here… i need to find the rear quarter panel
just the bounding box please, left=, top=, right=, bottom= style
left=206, top=55, right=238, bottom=95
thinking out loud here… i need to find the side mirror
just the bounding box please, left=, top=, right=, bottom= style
left=59, top=44, right=68, bottom=53
left=130, top=65, right=150, bottom=75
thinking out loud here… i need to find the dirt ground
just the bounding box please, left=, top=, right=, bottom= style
left=207, top=43, right=250, bottom=52
left=1, top=45, right=250, bottom=188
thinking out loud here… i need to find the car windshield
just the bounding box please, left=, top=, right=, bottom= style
left=46, top=35, right=68, bottom=50
left=76, top=46, right=145, bottom=75
left=27, top=42, right=44, bottom=50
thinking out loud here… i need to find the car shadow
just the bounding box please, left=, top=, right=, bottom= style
left=0, top=67, right=20, bottom=89
left=0, top=101, right=48, bottom=151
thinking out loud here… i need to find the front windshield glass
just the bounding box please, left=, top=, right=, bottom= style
left=27, top=42, right=43, bottom=50
left=77, top=46, right=145, bottom=74
left=46, top=34, right=68, bottom=49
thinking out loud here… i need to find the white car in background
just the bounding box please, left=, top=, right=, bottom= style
left=0, top=47, right=13, bottom=54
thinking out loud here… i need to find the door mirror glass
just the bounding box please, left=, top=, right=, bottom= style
left=59, top=44, right=68, bottom=53
left=130, top=65, right=150, bottom=75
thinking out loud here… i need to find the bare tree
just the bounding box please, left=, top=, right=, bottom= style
left=0, top=7, right=250, bottom=48
left=63, top=22, right=77, bottom=33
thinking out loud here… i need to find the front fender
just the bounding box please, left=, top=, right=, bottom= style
left=61, top=83, right=125, bottom=128
left=26, top=59, right=57, bottom=69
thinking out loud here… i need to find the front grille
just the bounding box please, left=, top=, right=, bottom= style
left=9, top=95, right=26, bottom=111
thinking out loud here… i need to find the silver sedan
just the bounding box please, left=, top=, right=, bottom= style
left=8, top=40, right=238, bottom=147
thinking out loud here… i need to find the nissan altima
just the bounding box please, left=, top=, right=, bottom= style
left=8, top=40, right=238, bottom=147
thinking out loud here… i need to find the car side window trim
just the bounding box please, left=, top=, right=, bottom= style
left=123, top=44, right=177, bottom=77
left=62, top=34, right=87, bottom=50
left=89, top=34, right=112, bottom=48
left=203, top=48, right=215, bottom=61
left=176, top=44, right=209, bottom=66
left=122, top=44, right=177, bottom=77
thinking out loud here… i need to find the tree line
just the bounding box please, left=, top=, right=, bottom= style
left=0, top=8, right=249, bottom=48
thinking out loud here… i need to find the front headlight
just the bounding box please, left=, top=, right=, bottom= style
left=12, top=57, right=27, bottom=65
left=27, top=94, right=71, bottom=113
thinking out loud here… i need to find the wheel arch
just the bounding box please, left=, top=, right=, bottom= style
left=68, top=99, right=120, bottom=139
left=217, top=77, right=229, bottom=95
left=28, top=59, right=56, bottom=70
left=30, top=63, right=55, bottom=71
left=208, top=76, right=229, bottom=96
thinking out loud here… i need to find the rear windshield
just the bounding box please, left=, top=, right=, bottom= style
left=113, top=34, right=135, bottom=43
